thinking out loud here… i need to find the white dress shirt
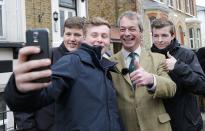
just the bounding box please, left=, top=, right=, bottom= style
left=121, top=47, right=141, bottom=68
left=121, top=46, right=156, bottom=91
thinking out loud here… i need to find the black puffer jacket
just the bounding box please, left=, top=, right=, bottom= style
left=151, top=38, right=205, bottom=131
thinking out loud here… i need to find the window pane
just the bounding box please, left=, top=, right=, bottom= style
left=0, top=5, right=3, bottom=36
left=0, top=125, right=5, bottom=131
left=59, top=0, right=76, bottom=8
left=60, top=11, right=65, bottom=37
left=189, top=28, right=193, bottom=38
left=189, top=0, right=193, bottom=15
left=179, top=0, right=181, bottom=10
left=170, top=0, right=173, bottom=6
left=190, top=40, right=193, bottom=48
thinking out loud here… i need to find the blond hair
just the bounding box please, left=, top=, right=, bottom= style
left=83, top=17, right=110, bottom=35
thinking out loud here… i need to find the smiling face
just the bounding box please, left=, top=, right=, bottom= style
left=63, top=27, right=83, bottom=51
left=119, top=16, right=142, bottom=52
left=152, top=26, right=174, bottom=49
left=151, top=18, right=175, bottom=50
left=84, top=25, right=110, bottom=54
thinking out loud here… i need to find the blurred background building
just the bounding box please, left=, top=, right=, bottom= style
left=196, top=0, right=205, bottom=47
left=0, top=0, right=204, bottom=130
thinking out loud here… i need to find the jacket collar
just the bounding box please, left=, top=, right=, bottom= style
left=100, top=57, right=117, bottom=72
left=112, top=51, right=132, bottom=86
left=112, top=49, right=150, bottom=87
left=151, top=38, right=180, bottom=57
left=73, top=43, right=116, bottom=71
left=59, top=42, right=69, bottom=54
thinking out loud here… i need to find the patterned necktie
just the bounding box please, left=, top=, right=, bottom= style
left=129, top=52, right=136, bottom=73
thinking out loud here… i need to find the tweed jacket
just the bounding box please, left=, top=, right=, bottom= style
left=110, top=49, right=176, bottom=131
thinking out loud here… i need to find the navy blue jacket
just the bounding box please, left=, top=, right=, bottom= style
left=5, top=44, right=123, bottom=131
left=8, top=42, right=68, bottom=131
left=151, top=38, right=205, bottom=131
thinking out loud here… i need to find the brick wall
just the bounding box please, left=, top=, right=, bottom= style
left=25, top=0, right=52, bottom=42
left=88, top=0, right=138, bottom=26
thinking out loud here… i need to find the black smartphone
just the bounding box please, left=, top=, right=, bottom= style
left=26, top=28, right=51, bottom=83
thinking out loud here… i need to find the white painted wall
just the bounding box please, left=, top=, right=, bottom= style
left=0, top=48, right=13, bottom=60
left=196, top=0, right=205, bottom=6
left=196, top=0, right=205, bottom=47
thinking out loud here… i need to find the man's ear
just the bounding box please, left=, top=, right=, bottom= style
left=170, top=30, right=175, bottom=36
left=171, top=33, right=175, bottom=40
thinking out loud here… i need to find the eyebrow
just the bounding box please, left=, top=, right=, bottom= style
left=120, top=26, right=137, bottom=28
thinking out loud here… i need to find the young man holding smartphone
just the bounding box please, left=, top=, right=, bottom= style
left=5, top=17, right=123, bottom=131
left=9, top=16, right=85, bottom=131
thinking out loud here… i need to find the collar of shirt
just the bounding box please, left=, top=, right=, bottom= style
left=122, top=46, right=141, bottom=68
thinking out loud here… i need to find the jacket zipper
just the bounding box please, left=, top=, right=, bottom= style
left=104, top=70, right=111, bottom=131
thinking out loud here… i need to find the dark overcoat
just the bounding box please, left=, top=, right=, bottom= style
left=151, top=39, right=205, bottom=131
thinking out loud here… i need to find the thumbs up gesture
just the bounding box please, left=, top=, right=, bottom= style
left=134, top=60, right=141, bottom=70
left=130, top=61, right=154, bottom=86
left=165, top=52, right=177, bottom=71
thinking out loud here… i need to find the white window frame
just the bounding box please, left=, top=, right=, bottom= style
left=153, top=0, right=164, bottom=4
left=176, top=0, right=182, bottom=10
left=189, top=28, right=194, bottom=48
left=196, top=28, right=201, bottom=48
left=59, top=7, right=76, bottom=37
left=59, top=0, right=76, bottom=8
left=168, top=0, right=174, bottom=7
left=189, top=0, right=194, bottom=15
left=185, top=0, right=190, bottom=13
left=0, top=0, right=5, bottom=39
left=153, top=0, right=161, bottom=2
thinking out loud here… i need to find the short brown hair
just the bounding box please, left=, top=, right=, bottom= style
left=151, top=18, right=175, bottom=36
left=63, top=16, right=86, bottom=33
left=83, top=17, right=111, bottom=36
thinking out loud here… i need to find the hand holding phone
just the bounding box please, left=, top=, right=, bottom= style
left=26, top=28, right=51, bottom=83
